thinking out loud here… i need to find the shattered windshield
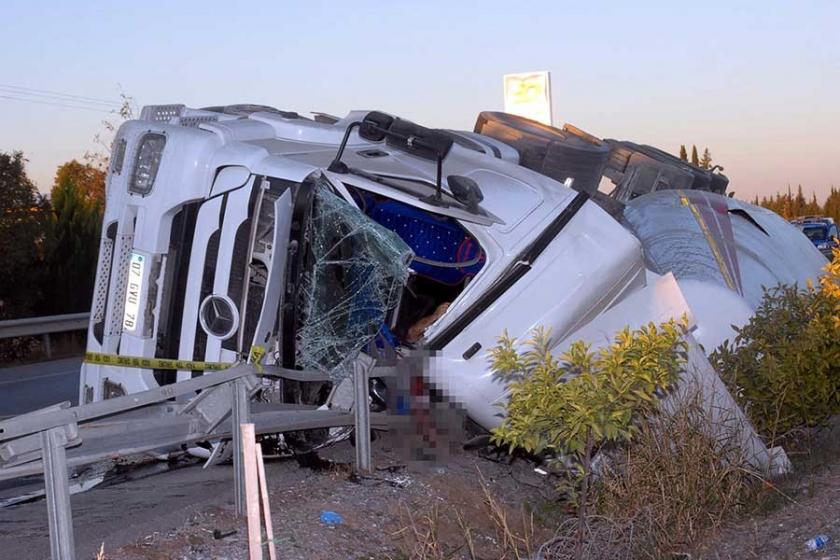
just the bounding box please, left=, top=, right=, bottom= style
left=296, top=178, right=414, bottom=378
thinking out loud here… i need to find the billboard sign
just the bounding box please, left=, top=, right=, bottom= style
left=503, top=71, right=553, bottom=126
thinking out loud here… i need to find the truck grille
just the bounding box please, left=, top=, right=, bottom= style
left=107, top=234, right=135, bottom=336
left=92, top=238, right=114, bottom=323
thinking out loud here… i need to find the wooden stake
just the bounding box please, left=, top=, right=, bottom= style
left=256, top=445, right=278, bottom=560
left=240, top=423, right=263, bottom=560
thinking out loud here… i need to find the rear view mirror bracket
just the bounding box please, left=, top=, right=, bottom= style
left=329, top=112, right=453, bottom=205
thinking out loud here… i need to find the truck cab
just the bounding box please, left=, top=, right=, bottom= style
left=80, top=104, right=646, bottom=429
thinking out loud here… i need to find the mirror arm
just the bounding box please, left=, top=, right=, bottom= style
left=328, top=121, right=364, bottom=174
left=435, top=155, right=443, bottom=202
left=329, top=118, right=446, bottom=204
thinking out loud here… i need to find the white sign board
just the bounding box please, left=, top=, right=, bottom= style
left=503, top=71, right=553, bottom=126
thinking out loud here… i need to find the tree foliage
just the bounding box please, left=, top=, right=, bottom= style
left=690, top=145, right=699, bottom=166
left=84, top=92, right=136, bottom=171
left=491, top=320, right=688, bottom=458
left=711, top=258, right=840, bottom=442
left=43, top=161, right=105, bottom=314
left=677, top=144, right=714, bottom=169
left=699, top=148, right=713, bottom=170
left=0, top=151, right=49, bottom=319
left=754, top=185, right=840, bottom=224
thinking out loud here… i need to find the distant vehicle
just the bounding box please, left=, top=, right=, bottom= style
left=792, top=216, right=838, bottom=258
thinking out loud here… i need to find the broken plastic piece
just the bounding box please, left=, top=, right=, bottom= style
left=320, top=510, right=344, bottom=525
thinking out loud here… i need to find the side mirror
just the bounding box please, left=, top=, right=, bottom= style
left=447, top=175, right=483, bottom=212
left=359, top=111, right=394, bottom=142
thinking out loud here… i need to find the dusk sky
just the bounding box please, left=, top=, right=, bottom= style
left=1, top=0, right=837, bottom=201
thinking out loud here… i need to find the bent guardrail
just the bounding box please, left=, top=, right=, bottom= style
left=0, top=358, right=380, bottom=560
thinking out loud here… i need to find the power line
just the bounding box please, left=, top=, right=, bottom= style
left=0, top=94, right=114, bottom=113
left=0, top=87, right=119, bottom=108
left=0, top=83, right=121, bottom=107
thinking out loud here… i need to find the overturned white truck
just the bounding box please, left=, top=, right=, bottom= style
left=80, top=104, right=827, bottom=471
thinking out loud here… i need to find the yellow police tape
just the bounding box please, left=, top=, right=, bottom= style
left=247, top=345, right=266, bottom=367
left=84, top=345, right=269, bottom=373
left=84, top=351, right=233, bottom=371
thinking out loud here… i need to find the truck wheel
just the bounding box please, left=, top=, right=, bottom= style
left=474, top=112, right=610, bottom=195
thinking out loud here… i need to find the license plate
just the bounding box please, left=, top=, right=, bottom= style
left=123, top=252, right=145, bottom=332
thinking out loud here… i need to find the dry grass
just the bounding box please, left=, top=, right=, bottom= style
left=580, top=392, right=756, bottom=559
left=391, top=471, right=543, bottom=560
left=391, top=388, right=765, bottom=560
left=534, top=515, right=654, bottom=560
left=393, top=502, right=446, bottom=560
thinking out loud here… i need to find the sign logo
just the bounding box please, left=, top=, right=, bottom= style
left=503, top=71, right=553, bottom=126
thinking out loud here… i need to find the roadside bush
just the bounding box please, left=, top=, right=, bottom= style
left=490, top=319, right=688, bottom=558
left=536, top=390, right=755, bottom=560
left=590, top=389, right=754, bottom=559
left=822, top=246, right=840, bottom=324
left=711, top=250, right=840, bottom=443
left=489, top=323, right=761, bottom=560
left=490, top=320, right=688, bottom=460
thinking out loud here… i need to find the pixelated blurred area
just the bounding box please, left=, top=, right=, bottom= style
left=388, top=350, right=467, bottom=468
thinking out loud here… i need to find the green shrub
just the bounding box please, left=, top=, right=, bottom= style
left=490, top=320, right=688, bottom=460
left=710, top=283, right=840, bottom=443
left=490, top=320, right=688, bottom=558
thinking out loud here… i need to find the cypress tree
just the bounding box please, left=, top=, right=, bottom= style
left=700, top=148, right=713, bottom=170
left=43, top=161, right=105, bottom=314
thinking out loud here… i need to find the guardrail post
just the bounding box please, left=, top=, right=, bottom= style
left=41, top=426, right=75, bottom=560
left=232, top=378, right=251, bottom=516
left=42, top=334, right=53, bottom=360
left=354, top=357, right=372, bottom=474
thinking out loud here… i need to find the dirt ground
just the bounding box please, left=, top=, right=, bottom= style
left=104, top=429, right=555, bottom=560
left=694, top=422, right=840, bottom=560
left=5, top=422, right=839, bottom=559
left=101, top=424, right=840, bottom=560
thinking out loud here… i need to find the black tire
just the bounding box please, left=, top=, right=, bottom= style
left=282, top=379, right=333, bottom=453
left=604, top=139, right=729, bottom=199
left=710, top=172, right=729, bottom=194
left=474, top=112, right=610, bottom=195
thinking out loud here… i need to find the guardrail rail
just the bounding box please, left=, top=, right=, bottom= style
left=0, top=313, right=89, bottom=359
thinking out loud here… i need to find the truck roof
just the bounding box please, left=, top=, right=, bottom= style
left=138, top=104, right=583, bottom=234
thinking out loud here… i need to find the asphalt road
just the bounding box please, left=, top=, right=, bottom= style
left=0, top=357, right=81, bottom=418
left=0, top=357, right=241, bottom=559
left=0, top=459, right=237, bottom=560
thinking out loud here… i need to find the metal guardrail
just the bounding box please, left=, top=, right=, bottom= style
left=0, top=313, right=89, bottom=359
left=0, top=359, right=379, bottom=560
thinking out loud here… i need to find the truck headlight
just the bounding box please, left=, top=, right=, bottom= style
left=129, top=133, right=166, bottom=195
